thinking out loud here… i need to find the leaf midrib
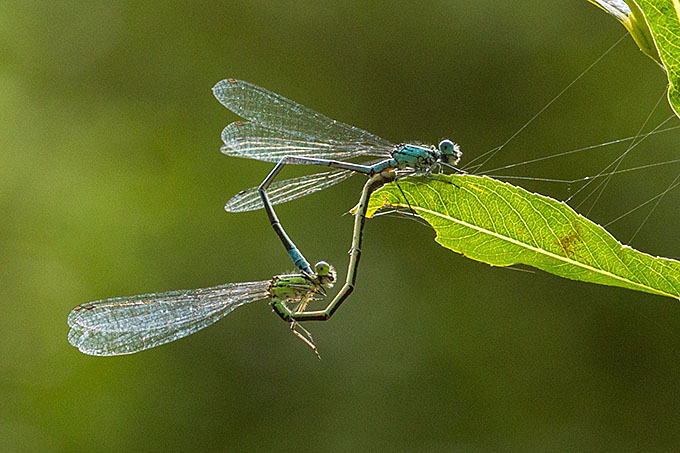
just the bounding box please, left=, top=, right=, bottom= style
left=401, top=204, right=675, bottom=299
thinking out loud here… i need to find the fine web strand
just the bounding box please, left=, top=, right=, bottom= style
left=479, top=124, right=680, bottom=176
left=489, top=158, right=680, bottom=185
left=483, top=116, right=680, bottom=206
left=603, top=176, right=680, bottom=228
left=582, top=88, right=669, bottom=216
left=627, top=173, right=680, bottom=242
left=569, top=115, right=674, bottom=208
left=479, top=113, right=680, bottom=208
left=462, top=33, right=628, bottom=173
left=487, top=92, right=674, bottom=215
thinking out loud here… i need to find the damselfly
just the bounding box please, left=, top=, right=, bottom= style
left=67, top=261, right=336, bottom=356
left=213, top=78, right=462, bottom=274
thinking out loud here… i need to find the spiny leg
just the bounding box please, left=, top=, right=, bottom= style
left=290, top=323, right=320, bottom=360
left=395, top=179, right=416, bottom=217
left=424, top=163, right=461, bottom=188
left=372, top=208, right=430, bottom=227
left=290, top=297, right=321, bottom=359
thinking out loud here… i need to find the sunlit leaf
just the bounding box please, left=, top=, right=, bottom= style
left=588, top=0, right=680, bottom=117
left=634, top=0, right=680, bottom=118
left=588, top=1, right=659, bottom=61
left=366, top=175, right=680, bottom=300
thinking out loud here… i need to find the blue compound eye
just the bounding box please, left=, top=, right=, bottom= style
left=439, top=139, right=455, bottom=154
left=438, top=139, right=461, bottom=165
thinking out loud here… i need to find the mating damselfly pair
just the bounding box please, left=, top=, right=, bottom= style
left=67, top=79, right=462, bottom=356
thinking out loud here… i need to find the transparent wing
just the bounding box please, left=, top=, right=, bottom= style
left=220, top=121, right=393, bottom=163
left=67, top=280, right=270, bottom=356
left=67, top=309, right=228, bottom=357
left=213, top=78, right=393, bottom=146
left=225, top=169, right=355, bottom=212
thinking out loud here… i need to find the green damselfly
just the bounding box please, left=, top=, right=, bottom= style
left=67, top=173, right=393, bottom=356
left=67, top=261, right=335, bottom=356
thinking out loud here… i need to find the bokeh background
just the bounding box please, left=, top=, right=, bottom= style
left=2, top=1, right=680, bottom=451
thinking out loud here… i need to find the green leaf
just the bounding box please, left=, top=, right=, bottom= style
left=588, top=0, right=680, bottom=118
left=588, top=1, right=659, bottom=61
left=366, top=175, right=680, bottom=300
left=634, top=0, right=680, bottom=117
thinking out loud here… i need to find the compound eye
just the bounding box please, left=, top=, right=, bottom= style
left=438, top=139, right=455, bottom=154
left=314, top=261, right=331, bottom=276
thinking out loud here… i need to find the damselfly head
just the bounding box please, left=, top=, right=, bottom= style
left=438, top=139, right=462, bottom=165
left=314, top=261, right=337, bottom=288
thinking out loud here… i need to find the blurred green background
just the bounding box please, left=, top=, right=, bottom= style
left=2, top=1, right=680, bottom=451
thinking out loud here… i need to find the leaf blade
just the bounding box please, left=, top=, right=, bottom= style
left=367, top=175, right=680, bottom=299
left=633, top=0, right=680, bottom=117
left=588, top=1, right=659, bottom=61
left=588, top=0, right=680, bottom=117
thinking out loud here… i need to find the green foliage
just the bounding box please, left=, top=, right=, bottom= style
left=588, top=0, right=680, bottom=117
left=635, top=0, right=680, bottom=117
left=367, top=175, right=680, bottom=299
left=588, top=0, right=659, bottom=61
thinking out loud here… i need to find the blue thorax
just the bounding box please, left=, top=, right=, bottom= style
left=391, top=143, right=438, bottom=170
